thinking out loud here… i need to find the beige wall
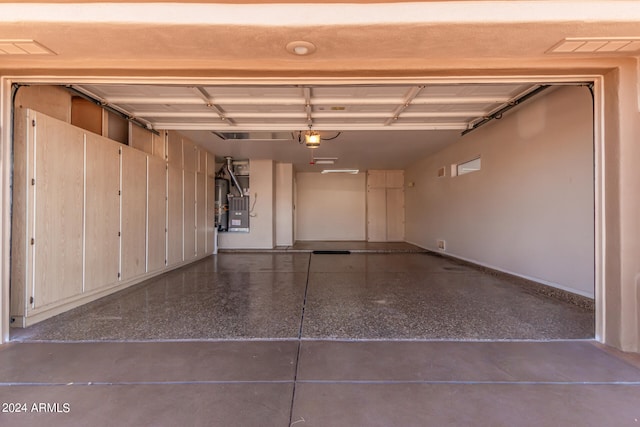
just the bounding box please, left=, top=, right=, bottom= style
left=603, top=60, right=640, bottom=352
left=218, top=159, right=275, bottom=249
left=14, top=86, right=71, bottom=123
left=295, top=172, right=366, bottom=241
left=406, top=86, right=595, bottom=297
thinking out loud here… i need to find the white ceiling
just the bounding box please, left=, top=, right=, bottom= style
left=72, top=81, right=547, bottom=171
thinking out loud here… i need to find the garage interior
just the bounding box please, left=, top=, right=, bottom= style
left=8, top=80, right=595, bottom=341
left=2, top=1, right=640, bottom=425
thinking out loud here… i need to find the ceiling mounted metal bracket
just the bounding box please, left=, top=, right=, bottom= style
left=461, top=85, right=551, bottom=136
left=192, top=86, right=236, bottom=125
left=384, top=85, right=424, bottom=126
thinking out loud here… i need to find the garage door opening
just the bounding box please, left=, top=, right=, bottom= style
left=7, top=79, right=596, bottom=342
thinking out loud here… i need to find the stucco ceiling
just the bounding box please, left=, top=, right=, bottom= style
left=1, top=1, right=638, bottom=170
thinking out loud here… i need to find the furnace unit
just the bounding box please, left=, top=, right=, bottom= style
left=215, top=156, right=250, bottom=232
left=228, top=194, right=250, bottom=232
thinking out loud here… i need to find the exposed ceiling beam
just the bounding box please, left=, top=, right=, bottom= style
left=102, top=95, right=513, bottom=106
left=150, top=122, right=469, bottom=131
left=137, top=111, right=484, bottom=119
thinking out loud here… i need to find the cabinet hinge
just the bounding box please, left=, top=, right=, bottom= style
left=29, top=296, right=34, bottom=304
left=31, top=119, right=36, bottom=127
left=119, top=148, right=122, bottom=155
left=118, top=231, right=121, bottom=237
left=31, top=178, right=35, bottom=186
left=117, top=272, right=121, bottom=279
left=30, top=238, right=34, bottom=245
left=118, top=190, right=121, bottom=196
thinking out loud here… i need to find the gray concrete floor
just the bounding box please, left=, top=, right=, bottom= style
left=11, top=250, right=593, bottom=341
left=3, top=246, right=629, bottom=426
left=1, top=340, right=639, bottom=426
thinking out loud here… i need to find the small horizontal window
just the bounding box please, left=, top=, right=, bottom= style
left=456, top=157, right=481, bottom=176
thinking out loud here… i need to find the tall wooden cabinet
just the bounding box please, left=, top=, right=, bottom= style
left=120, top=146, right=148, bottom=281
left=367, top=170, right=405, bottom=242
left=31, top=113, right=84, bottom=308
left=85, top=133, right=121, bottom=291
left=11, top=109, right=216, bottom=327
left=147, top=156, right=168, bottom=272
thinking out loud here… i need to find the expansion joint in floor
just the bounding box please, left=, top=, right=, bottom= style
left=288, top=253, right=312, bottom=426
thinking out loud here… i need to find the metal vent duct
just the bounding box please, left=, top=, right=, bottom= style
left=213, top=131, right=294, bottom=141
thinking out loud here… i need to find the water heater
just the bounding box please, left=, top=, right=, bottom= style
left=214, top=178, right=229, bottom=231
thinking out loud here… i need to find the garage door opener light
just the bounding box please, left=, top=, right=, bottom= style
left=305, top=128, right=321, bottom=148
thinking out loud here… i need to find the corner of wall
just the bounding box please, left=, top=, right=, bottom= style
left=636, top=57, right=640, bottom=113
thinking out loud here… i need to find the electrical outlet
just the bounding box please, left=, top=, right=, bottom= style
left=437, top=239, right=446, bottom=251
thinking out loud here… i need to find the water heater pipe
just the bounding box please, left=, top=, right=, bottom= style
left=225, top=156, right=244, bottom=195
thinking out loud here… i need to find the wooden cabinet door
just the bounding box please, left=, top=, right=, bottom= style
left=367, top=187, right=387, bottom=242
left=33, top=114, right=84, bottom=308
left=148, top=157, right=167, bottom=272
left=121, top=146, right=147, bottom=280
left=386, top=188, right=405, bottom=241
left=206, top=176, right=216, bottom=253
left=367, top=170, right=386, bottom=189
left=85, top=134, right=121, bottom=291
left=366, top=170, right=405, bottom=242
left=167, top=166, right=184, bottom=265
left=183, top=171, right=197, bottom=260
left=166, top=131, right=183, bottom=168
left=386, top=170, right=404, bottom=188
left=196, top=172, right=206, bottom=256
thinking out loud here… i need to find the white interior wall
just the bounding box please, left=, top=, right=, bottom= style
left=218, top=159, right=275, bottom=249
left=275, top=163, right=294, bottom=246
left=295, top=172, right=366, bottom=241
left=405, top=86, right=595, bottom=297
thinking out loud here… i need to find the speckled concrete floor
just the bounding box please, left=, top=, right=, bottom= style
left=11, top=250, right=594, bottom=342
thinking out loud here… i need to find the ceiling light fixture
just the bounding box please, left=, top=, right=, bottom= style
left=286, top=41, right=317, bottom=56
left=305, top=127, right=321, bottom=149
left=313, top=157, right=338, bottom=165
left=321, top=169, right=359, bottom=174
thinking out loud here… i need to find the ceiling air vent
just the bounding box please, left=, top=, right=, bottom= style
left=548, top=37, right=640, bottom=54
left=212, top=131, right=294, bottom=141
left=0, top=40, right=55, bottom=55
